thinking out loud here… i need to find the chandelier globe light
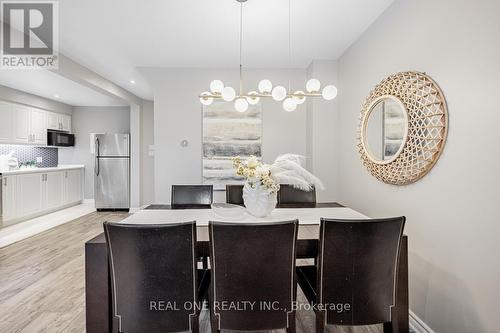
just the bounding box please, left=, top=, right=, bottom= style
left=258, top=80, right=273, bottom=94
left=283, top=97, right=297, bottom=112
left=272, top=86, right=287, bottom=102
left=210, top=80, right=224, bottom=94
left=199, top=0, right=337, bottom=112
left=234, top=97, right=249, bottom=112
left=222, top=86, right=236, bottom=102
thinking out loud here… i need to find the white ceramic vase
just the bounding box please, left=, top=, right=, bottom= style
left=242, top=182, right=277, bottom=218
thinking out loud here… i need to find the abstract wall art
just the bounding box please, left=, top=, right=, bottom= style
left=202, top=101, right=262, bottom=189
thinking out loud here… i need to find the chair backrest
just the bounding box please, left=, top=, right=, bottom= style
left=318, top=217, right=405, bottom=326
left=104, top=221, right=198, bottom=333
left=209, top=220, right=298, bottom=331
left=225, top=184, right=244, bottom=206
left=278, top=184, right=316, bottom=207
left=171, top=185, right=213, bottom=208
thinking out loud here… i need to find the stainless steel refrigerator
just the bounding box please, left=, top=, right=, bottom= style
left=94, top=134, right=130, bottom=211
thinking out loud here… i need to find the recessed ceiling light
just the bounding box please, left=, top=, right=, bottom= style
left=130, top=80, right=135, bottom=84
left=53, top=94, right=59, bottom=98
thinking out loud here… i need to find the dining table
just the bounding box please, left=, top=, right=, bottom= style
left=85, top=203, right=408, bottom=333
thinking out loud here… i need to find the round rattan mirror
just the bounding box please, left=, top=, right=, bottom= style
left=358, top=71, right=448, bottom=185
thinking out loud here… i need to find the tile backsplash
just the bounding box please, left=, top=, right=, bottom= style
left=0, top=145, right=58, bottom=168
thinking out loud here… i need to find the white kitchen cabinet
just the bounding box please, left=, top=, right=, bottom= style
left=46, top=112, right=60, bottom=131
left=1, top=168, right=83, bottom=226
left=17, top=173, right=44, bottom=217
left=8, top=101, right=73, bottom=145
left=47, top=112, right=72, bottom=132
left=0, top=102, right=13, bottom=143
left=64, top=169, right=83, bottom=204
left=46, top=171, right=64, bottom=210
left=1, top=175, right=17, bottom=224
left=60, top=114, right=71, bottom=132
left=30, top=109, right=48, bottom=145
left=13, top=104, right=30, bottom=143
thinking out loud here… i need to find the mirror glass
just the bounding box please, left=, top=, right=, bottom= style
left=365, top=97, right=407, bottom=162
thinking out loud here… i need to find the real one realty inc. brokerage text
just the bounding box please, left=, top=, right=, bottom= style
left=149, top=300, right=352, bottom=313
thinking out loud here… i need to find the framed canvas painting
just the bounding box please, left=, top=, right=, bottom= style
left=202, top=101, right=262, bottom=190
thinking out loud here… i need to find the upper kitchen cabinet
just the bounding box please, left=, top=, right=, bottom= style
left=13, top=104, right=31, bottom=143
left=31, top=109, right=48, bottom=145
left=13, top=106, right=47, bottom=145
left=0, top=101, right=14, bottom=143
left=47, top=112, right=72, bottom=132
left=61, top=114, right=71, bottom=132
left=46, top=112, right=59, bottom=130
left=3, top=101, right=72, bottom=145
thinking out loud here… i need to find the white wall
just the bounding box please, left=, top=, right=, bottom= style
left=130, top=104, right=141, bottom=209
left=141, top=100, right=155, bottom=205
left=336, top=0, right=500, bottom=331
left=306, top=60, right=339, bottom=202
left=140, top=68, right=312, bottom=203
left=58, top=106, right=130, bottom=199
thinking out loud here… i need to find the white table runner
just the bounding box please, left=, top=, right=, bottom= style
left=121, top=207, right=369, bottom=226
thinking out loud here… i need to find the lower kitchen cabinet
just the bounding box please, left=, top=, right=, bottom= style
left=46, top=171, right=65, bottom=210
left=1, top=168, right=84, bottom=226
left=1, top=175, right=17, bottom=222
left=17, top=173, right=44, bottom=217
left=64, top=169, right=83, bottom=205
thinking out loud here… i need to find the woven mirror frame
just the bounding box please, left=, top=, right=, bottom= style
left=357, top=71, right=448, bottom=185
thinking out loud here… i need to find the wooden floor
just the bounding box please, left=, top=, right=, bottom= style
left=0, top=211, right=382, bottom=333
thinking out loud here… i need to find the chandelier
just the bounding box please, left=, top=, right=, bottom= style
left=199, top=0, right=338, bottom=112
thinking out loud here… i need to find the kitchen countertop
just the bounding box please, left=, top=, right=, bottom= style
left=0, top=165, right=84, bottom=175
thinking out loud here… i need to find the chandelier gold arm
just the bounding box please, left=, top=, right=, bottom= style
left=198, top=92, right=321, bottom=99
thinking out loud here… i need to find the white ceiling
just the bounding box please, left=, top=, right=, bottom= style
left=1, top=0, right=395, bottom=104
left=0, top=70, right=128, bottom=106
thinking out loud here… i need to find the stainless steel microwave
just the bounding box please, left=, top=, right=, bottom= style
left=47, top=130, right=75, bottom=147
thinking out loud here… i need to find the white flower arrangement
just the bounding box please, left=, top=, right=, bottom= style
left=232, top=154, right=324, bottom=194
left=233, top=156, right=280, bottom=194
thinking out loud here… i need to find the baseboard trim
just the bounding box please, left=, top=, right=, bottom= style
left=410, top=310, right=434, bottom=333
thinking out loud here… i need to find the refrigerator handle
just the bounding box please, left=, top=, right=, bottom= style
left=95, top=138, right=100, bottom=176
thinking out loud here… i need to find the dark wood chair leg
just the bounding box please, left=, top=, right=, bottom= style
left=210, top=316, right=219, bottom=333
left=383, top=322, right=394, bottom=333
left=394, top=236, right=409, bottom=333
left=315, top=311, right=325, bottom=333
left=190, top=315, right=199, bottom=333
left=287, top=312, right=296, bottom=333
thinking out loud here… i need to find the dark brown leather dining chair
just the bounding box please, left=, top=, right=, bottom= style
left=103, top=221, right=210, bottom=333
left=278, top=184, right=316, bottom=208
left=225, top=184, right=244, bottom=206
left=208, top=220, right=299, bottom=333
left=296, top=217, right=406, bottom=333
left=171, top=185, right=213, bottom=209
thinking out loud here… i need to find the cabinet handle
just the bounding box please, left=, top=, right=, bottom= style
left=3, top=178, right=6, bottom=186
